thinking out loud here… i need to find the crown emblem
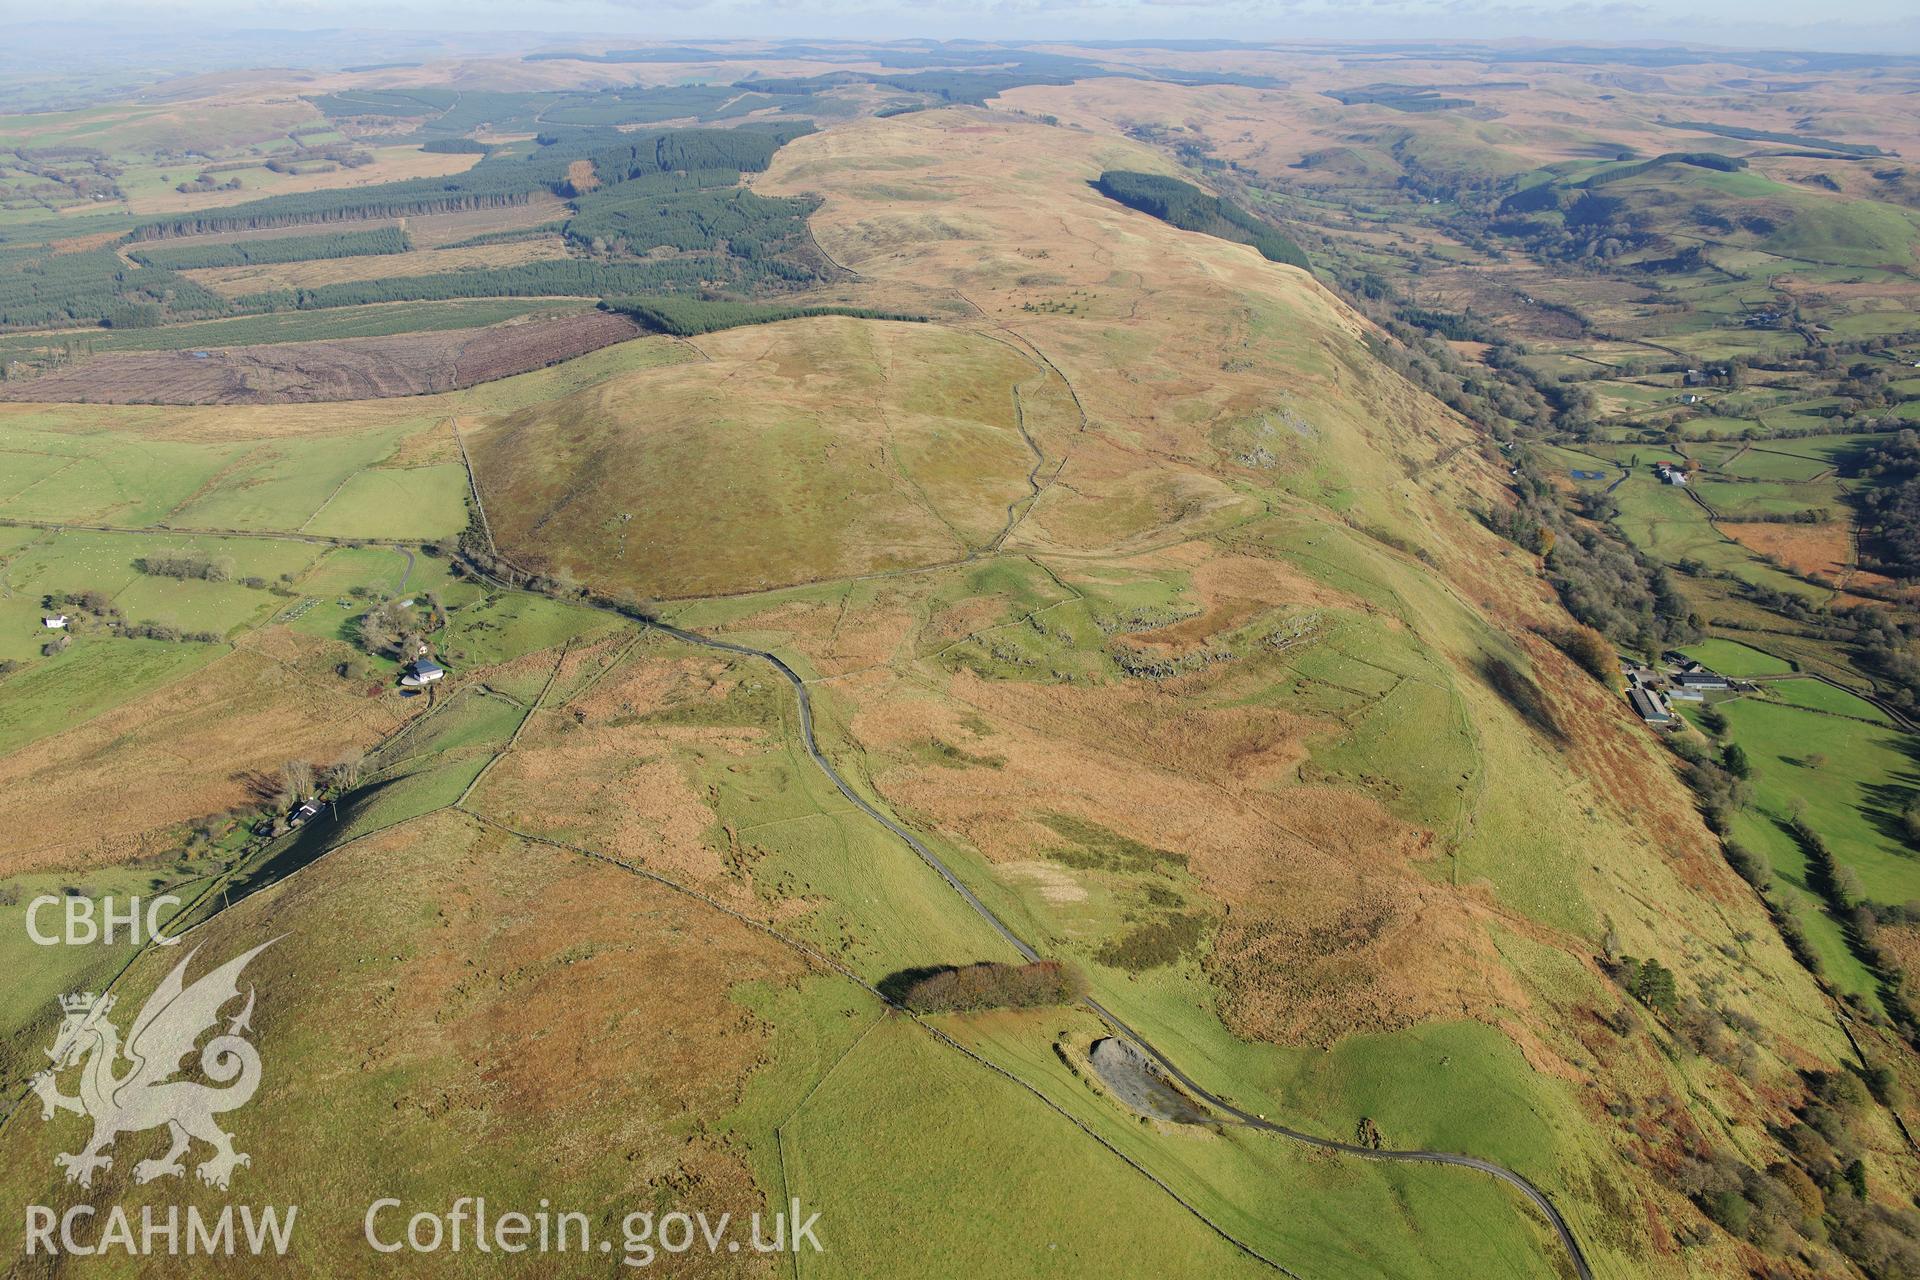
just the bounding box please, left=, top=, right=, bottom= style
left=33, top=941, right=274, bottom=1193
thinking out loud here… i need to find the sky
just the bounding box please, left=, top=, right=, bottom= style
left=5, top=0, right=1918, bottom=57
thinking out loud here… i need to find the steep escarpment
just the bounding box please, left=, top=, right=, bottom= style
left=744, top=107, right=1890, bottom=1278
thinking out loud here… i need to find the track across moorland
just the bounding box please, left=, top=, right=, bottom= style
left=3, top=535, right=1594, bottom=1276
left=450, top=401, right=1599, bottom=1278
left=642, top=616, right=1598, bottom=1280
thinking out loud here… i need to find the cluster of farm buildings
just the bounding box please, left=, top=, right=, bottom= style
left=1624, top=656, right=1737, bottom=726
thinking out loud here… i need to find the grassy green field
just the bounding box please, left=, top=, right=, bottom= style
left=945, top=979, right=1596, bottom=1276
left=293, top=543, right=413, bottom=596
left=1715, top=698, right=1919, bottom=906
left=0, top=409, right=480, bottom=545
left=301, top=463, right=469, bottom=540
left=0, top=414, right=442, bottom=534
left=109, top=575, right=277, bottom=636
left=1612, top=477, right=1821, bottom=599
left=785, top=1011, right=1555, bottom=1279
left=1296, top=615, right=1476, bottom=832
left=0, top=421, right=242, bottom=526
left=171, top=431, right=418, bottom=531
left=1678, top=638, right=1795, bottom=676
left=1758, top=432, right=1889, bottom=467
left=1689, top=476, right=1841, bottom=519
left=0, top=852, right=232, bottom=1089
left=1763, top=678, right=1894, bottom=724
left=433, top=591, right=620, bottom=668
left=0, top=637, right=218, bottom=754
left=1729, top=808, right=1887, bottom=1009
left=1718, top=448, right=1835, bottom=482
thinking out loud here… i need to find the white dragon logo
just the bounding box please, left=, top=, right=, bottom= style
left=29, top=940, right=273, bottom=1191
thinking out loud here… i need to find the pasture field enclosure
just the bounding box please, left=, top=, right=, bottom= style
left=1764, top=677, right=1895, bottom=723
left=1611, top=474, right=1825, bottom=600
left=1722, top=447, right=1839, bottom=482
left=0, top=636, right=218, bottom=755
left=0, top=408, right=438, bottom=531
left=1707, top=698, right=1920, bottom=907
left=300, top=463, right=469, bottom=540
left=1678, top=637, right=1797, bottom=676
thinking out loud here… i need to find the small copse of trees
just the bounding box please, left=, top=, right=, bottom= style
left=897, top=961, right=1087, bottom=1014
left=133, top=553, right=232, bottom=582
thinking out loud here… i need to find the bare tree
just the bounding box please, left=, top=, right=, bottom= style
left=357, top=605, right=396, bottom=659
left=323, top=751, right=363, bottom=792
left=281, top=759, right=315, bottom=802
left=359, top=598, right=427, bottom=660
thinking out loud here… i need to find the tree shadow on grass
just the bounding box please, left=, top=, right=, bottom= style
left=189, top=775, right=411, bottom=930
left=1477, top=653, right=1567, bottom=746
left=875, top=965, right=958, bottom=1006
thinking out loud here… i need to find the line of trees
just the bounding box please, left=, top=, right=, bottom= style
left=233, top=255, right=805, bottom=312
left=438, top=222, right=567, bottom=250
left=126, top=162, right=552, bottom=239
left=603, top=296, right=926, bottom=336
left=128, top=227, right=409, bottom=270
left=1849, top=429, right=1920, bottom=579
left=1094, top=170, right=1309, bottom=269
left=133, top=554, right=232, bottom=581
left=1788, top=814, right=1920, bottom=1041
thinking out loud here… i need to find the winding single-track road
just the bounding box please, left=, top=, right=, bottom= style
left=646, top=618, right=1597, bottom=1280
left=454, top=405, right=1597, bottom=1275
